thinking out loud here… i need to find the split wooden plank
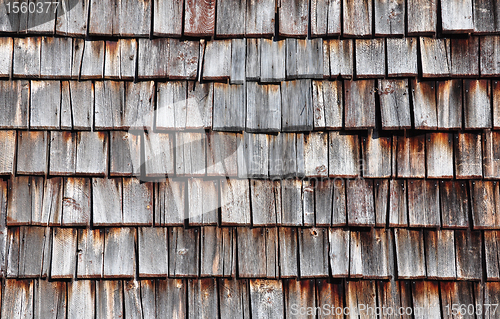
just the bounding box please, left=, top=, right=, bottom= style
left=40, top=37, right=72, bottom=78
left=77, top=228, right=104, bottom=278
left=303, top=133, right=328, bottom=177
left=286, top=38, right=324, bottom=79
left=169, top=227, right=199, bottom=277
left=426, top=133, right=454, bottom=178
left=329, top=132, right=360, bottom=177
left=155, top=179, right=185, bottom=226
left=312, top=80, right=343, bottom=130
left=34, top=280, right=67, bottom=319
left=34, top=177, right=62, bottom=226
left=329, top=232, right=350, bottom=278
left=238, top=227, right=278, bottom=278
left=0, top=80, right=30, bottom=128
left=30, top=80, right=60, bottom=129
left=94, top=81, right=124, bottom=129
left=388, top=179, right=407, bottom=227
left=355, top=39, right=385, bottom=78
left=245, top=0, right=275, bottom=36
left=484, top=130, right=500, bottom=179
left=441, top=0, right=473, bottom=33
left=424, top=230, right=457, bottom=279
left=310, top=0, right=328, bottom=36
left=216, top=0, right=246, bottom=36
left=485, top=230, right=500, bottom=280
left=220, top=178, right=251, bottom=225
left=343, top=0, right=372, bottom=36
left=19, top=226, right=49, bottom=277
left=55, top=0, right=90, bottom=36
left=1, top=280, right=33, bottom=319
left=62, top=178, right=91, bottom=226
left=65, top=81, right=94, bottom=130
left=7, top=176, right=42, bottom=225
left=386, top=38, right=418, bottom=77
left=278, top=228, right=298, bottom=277
left=71, top=39, right=84, bottom=79
left=316, top=280, right=343, bottom=319
left=213, top=83, right=246, bottom=131
left=68, top=280, right=95, bottom=319
left=123, top=281, right=146, bottom=319
left=186, top=82, right=213, bottom=129
left=394, top=228, right=426, bottom=279
left=346, top=281, right=377, bottom=318
left=246, top=39, right=260, bottom=80
left=96, top=280, right=123, bottom=319
left=411, top=281, right=441, bottom=319
left=156, top=279, right=186, bottom=317
left=377, top=281, right=412, bottom=319
left=374, top=0, right=404, bottom=35
left=139, top=280, right=156, bottom=319
left=175, top=132, right=206, bottom=176
left=344, top=80, right=376, bottom=129
left=436, top=80, right=463, bottom=129
left=374, top=179, right=389, bottom=227
left=188, top=279, right=219, bottom=319
left=279, top=0, right=308, bottom=36
left=202, top=40, right=231, bottom=80
left=250, top=280, right=284, bottom=319
left=362, top=130, right=392, bottom=178
left=0, top=179, right=8, bottom=274
left=117, top=0, right=151, bottom=36
left=75, top=132, right=108, bottom=176
left=13, top=37, right=41, bottom=78
left=327, top=39, right=353, bottom=78
left=299, top=228, right=329, bottom=277
left=143, top=132, right=175, bottom=177
left=137, top=38, right=169, bottom=79
left=122, top=178, right=153, bottom=225
left=104, top=39, right=137, bottom=80
left=455, top=133, right=482, bottom=179
left=494, top=81, right=500, bottom=129
left=440, top=282, right=476, bottom=319
left=103, top=227, right=136, bottom=278
left=50, top=227, right=77, bottom=279
left=246, top=82, right=281, bottom=132
left=251, top=180, right=280, bottom=226
left=206, top=132, right=238, bottom=176
left=219, top=279, right=250, bottom=318
left=408, top=180, right=440, bottom=227
left=407, top=0, right=437, bottom=35
left=281, top=79, right=313, bottom=131
left=0, top=130, right=16, bottom=175
left=169, top=39, right=199, bottom=79
left=280, top=179, right=303, bottom=226
left=268, top=133, right=299, bottom=178
left=350, top=228, right=394, bottom=278
left=260, top=39, right=286, bottom=82
left=200, top=227, right=235, bottom=277
left=455, top=229, right=483, bottom=280
left=316, top=179, right=346, bottom=226
left=420, top=37, right=450, bottom=77
left=92, top=178, right=122, bottom=226
left=187, top=178, right=218, bottom=225
left=470, top=181, right=500, bottom=229
left=378, top=79, right=411, bottom=130
left=451, top=37, right=479, bottom=77
left=481, top=36, right=500, bottom=76
left=17, top=131, right=48, bottom=175
left=138, top=227, right=168, bottom=277
left=464, top=79, right=492, bottom=129
left=440, top=181, right=469, bottom=229
left=153, top=0, right=183, bottom=36
left=6, top=227, right=20, bottom=277
left=0, top=37, right=12, bottom=77
left=346, top=179, right=375, bottom=227
left=184, top=0, right=216, bottom=36
left=109, top=131, right=141, bottom=176
left=88, top=0, right=118, bottom=35
left=79, top=40, right=105, bottom=79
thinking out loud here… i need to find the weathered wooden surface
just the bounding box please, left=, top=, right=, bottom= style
left=328, top=132, right=360, bottom=177
left=470, top=181, right=500, bottom=229
left=80, top=40, right=105, bottom=79
left=137, top=38, right=169, bottom=79
left=475, top=0, right=500, bottom=33
left=40, top=37, right=72, bottom=78
left=441, top=0, right=473, bottom=33
left=344, top=80, right=375, bottom=128
left=0, top=80, right=29, bottom=129
left=216, top=0, right=245, bottom=36
left=411, top=281, right=441, bottom=319
left=346, top=281, right=377, bottom=319
left=378, top=79, right=411, bottom=130
left=143, top=132, right=174, bottom=177
left=388, top=179, right=407, bottom=227
left=250, top=280, right=284, bottom=319
left=484, top=130, right=500, bottom=179
left=34, top=280, right=67, bottom=319
left=464, top=79, right=492, bottom=129
left=0, top=130, right=16, bottom=175
left=245, top=0, right=275, bottom=36
left=251, top=180, right=280, bottom=226
left=386, top=38, right=418, bottom=77
left=327, top=39, right=353, bottom=78
left=203, top=40, right=231, bottom=80
left=279, top=0, right=308, bottom=36
left=455, top=230, right=483, bottom=280
left=175, top=132, right=206, bottom=176
left=94, top=181, right=124, bottom=227
left=200, top=227, right=234, bottom=277
left=436, top=80, right=462, bottom=129
left=426, top=133, right=454, bottom=178
left=238, top=227, right=277, bottom=278
left=451, top=37, right=479, bottom=76
left=184, top=0, right=216, bottom=36
left=343, top=0, right=372, bottom=36
left=246, top=82, right=281, bottom=132
left=75, top=132, right=108, bottom=176
left=303, top=133, right=328, bottom=177
left=350, top=229, right=393, bottom=279
left=206, top=132, right=238, bottom=176
left=138, top=227, right=168, bottom=277
left=260, top=39, right=286, bottom=82
left=169, top=227, right=199, bottom=277
left=408, top=180, right=440, bottom=227
left=220, top=178, right=251, bottom=225
left=213, top=83, right=246, bottom=131
left=407, top=0, right=436, bottom=35
left=420, top=38, right=450, bottom=77
left=109, top=131, right=141, bottom=176
left=62, top=178, right=91, bottom=226
left=485, top=230, right=500, bottom=280
left=455, top=133, right=482, bottom=179
left=299, top=228, right=329, bottom=277
left=355, top=39, right=385, bottom=78
left=281, top=80, right=313, bottom=131
left=51, top=227, right=77, bottom=279
left=481, top=36, right=500, bottom=76
left=375, top=0, right=404, bottom=35
left=188, top=178, right=218, bottom=225
left=104, top=39, right=137, bottom=80
left=153, top=0, right=183, bottom=36
left=424, top=230, right=457, bottom=279
left=13, top=37, right=41, bottom=78
left=2, top=280, right=33, bottom=319
left=394, top=228, right=426, bottom=279
left=155, top=179, right=185, bottom=226
left=77, top=228, right=104, bottom=278
left=312, top=80, right=343, bottom=129
left=103, top=227, right=136, bottom=278
left=440, top=181, right=469, bottom=229
left=16, top=131, right=48, bottom=175
left=362, top=130, right=392, bottom=178
left=346, top=179, right=375, bottom=226
left=96, top=280, right=123, bottom=318
left=237, top=132, right=269, bottom=178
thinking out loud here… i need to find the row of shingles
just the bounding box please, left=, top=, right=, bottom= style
left=1, top=0, right=498, bottom=38
left=4, top=225, right=500, bottom=281
left=1, top=78, right=500, bottom=133
left=3, top=278, right=500, bottom=319
left=5, top=35, right=500, bottom=81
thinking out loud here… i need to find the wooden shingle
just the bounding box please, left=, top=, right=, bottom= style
left=440, top=181, right=469, bottom=229
left=103, top=227, right=136, bottom=278
left=279, top=0, right=308, bottom=36
left=246, top=82, right=281, bottom=132
left=80, top=40, right=105, bottom=79
left=30, top=80, right=60, bottom=129
left=260, top=39, right=286, bottom=82
left=455, top=229, right=483, bottom=280
left=440, top=282, right=476, bottom=319
left=231, top=39, right=246, bottom=84
left=64, top=81, right=94, bottom=130
left=378, top=79, right=411, bottom=130
left=203, top=40, right=231, bottom=80
left=299, top=228, right=329, bottom=277
left=221, top=178, right=251, bottom=225
left=344, top=80, right=375, bottom=129
left=104, top=39, right=137, bottom=80
left=34, top=280, right=67, bottom=319
left=155, top=179, right=185, bottom=226
left=189, top=279, right=218, bottom=319
left=6, top=227, right=19, bottom=277
left=2, top=280, right=33, bottom=319
left=311, top=0, right=331, bottom=36
left=474, top=0, right=500, bottom=33
left=188, top=178, right=218, bottom=225
left=186, top=82, right=213, bottom=129
left=62, top=178, right=91, bottom=226
left=122, top=179, right=153, bottom=225
left=175, top=132, right=207, bottom=176
left=494, top=81, right=500, bottom=129
left=75, top=132, right=108, bottom=176
left=220, top=279, right=250, bottom=318
left=346, top=179, right=375, bottom=226
left=451, top=37, right=479, bottom=77
left=283, top=280, right=316, bottom=318
left=350, top=229, right=394, bottom=279
left=394, top=228, right=426, bottom=279
left=377, top=281, right=412, bottom=319
left=374, top=0, right=404, bottom=35
left=40, top=37, right=72, bottom=78
left=411, top=281, right=441, bottom=319
left=184, top=0, right=216, bottom=36
left=138, top=227, right=168, bottom=277
left=51, top=227, right=77, bottom=279
left=420, top=37, right=450, bottom=77
left=93, top=178, right=122, bottom=226
left=250, top=280, right=284, bottom=319
left=109, top=131, right=141, bottom=177
left=0, top=37, right=13, bottom=77
left=327, top=39, right=353, bottom=78
left=122, top=81, right=155, bottom=129
left=329, top=228, right=349, bottom=277
left=470, top=181, right=500, bottom=229
left=71, top=39, right=84, bottom=79
left=200, top=227, right=235, bottom=277
left=374, top=179, right=389, bottom=227
left=408, top=180, right=440, bottom=227
left=153, top=0, right=183, bottom=36
left=246, top=39, right=260, bottom=80
left=346, top=281, right=377, bottom=318
left=388, top=179, right=408, bottom=227
left=312, top=80, right=343, bottom=130
left=329, top=132, right=360, bottom=177
left=206, top=132, right=238, bottom=176
left=303, top=133, right=328, bottom=177
left=278, top=227, right=298, bottom=277
left=436, top=80, right=462, bottom=129
left=386, top=38, right=418, bottom=77
left=343, top=0, right=372, bottom=36
left=464, top=79, right=492, bottom=129
left=484, top=130, right=500, bottom=179
left=0, top=80, right=29, bottom=129
left=169, top=227, right=199, bottom=277
left=286, top=39, right=323, bottom=79
left=280, top=179, right=303, bottom=226
left=362, top=130, right=392, bottom=178
left=216, top=0, right=246, bottom=37
left=268, top=133, right=300, bottom=178
left=355, top=39, right=385, bottom=78
left=40, top=178, right=63, bottom=226
left=426, top=133, right=453, bottom=178
left=441, top=0, right=473, bottom=33
left=251, top=180, right=281, bottom=226
left=281, top=80, right=313, bottom=131
left=156, top=279, right=186, bottom=317
left=13, top=37, right=41, bottom=78
left=156, top=81, right=187, bottom=130
left=77, top=228, right=104, bottom=278
left=7, top=176, right=41, bottom=225
left=480, top=36, right=500, bottom=76
left=137, top=38, right=169, bottom=79
left=96, top=280, right=123, bottom=318
left=407, top=0, right=437, bottom=35
left=94, top=81, right=124, bottom=129
left=213, top=83, right=246, bottom=131
left=424, top=230, right=456, bottom=279
left=56, top=0, right=90, bottom=36
left=68, top=280, right=95, bottom=318
left=18, top=226, right=49, bottom=277
left=455, top=133, right=482, bottom=179
left=485, top=230, right=500, bottom=280
left=245, top=0, right=275, bottom=36
left=17, top=131, right=48, bottom=175
left=238, top=228, right=277, bottom=278
left=0, top=130, right=16, bottom=175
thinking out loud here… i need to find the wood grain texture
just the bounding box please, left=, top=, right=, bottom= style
left=344, top=80, right=375, bottom=129
left=251, top=180, right=280, bottom=226
left=0, top=37, right=13, bottom=77
left=40, top=37, right=72, bottom=78
left=51, top=227, right=77, bottom=279
left=455, top=133, right=482, bottom=179
left=484, top=130, right=500, bottom=179
left=312, top=80, right=343, bottom=129
left=96, top=280, right=123, bottom=318
left=474, top=0, right=500, bottom=33
left=220, top=178, right=251, bottom=225
left=328, top=39, right=353, bottom=78
left=420, top=37, right=450, bottom=77
left=16, top=131, right=47, bottom=175
left=122, top=179, right=153, bottom=225
left=189, top=279, right=219, bottom=319
left=426, top=133, right=453, bottom=178
left=104, top=39, right=137, bottom=80
left=407, top=0, right=436, bottom=35
left=206, top=132, right=238, bottom=176
left=13, top=37, right=41, bottom=78
left=278, top=227, right=297, bottom=277
left=470, top=181, right=500, bottom=229
left=216, top=0, right=246, bottom=37
left=34, top=280, right=66, bottom=319
left=153, top=0, right=183, bottom=36
left=440, top=181, right=469, bottom=229
left=281, top=80, right=313, bottom=131
left=143, top=132, right=174, bottom=177
left=464, top=79, right=492, bottom=129
left=280, top=179, right=303, bottom=226
left=62, top=178, right=91, bottom=226
left=374, top=0, right=404, bottom=35
left=80, top=40, right=105, bottom=79
left=75, top=132, right=108, bottom=176
left=388, top=179, right=407, bottom=227
left=203, top=40, right=231, bottom=80
left=279, top=0, right=308, bottom=36
left=362, top=130, right=392, bottom=178
left=30, top=80, right=60, bottom=129
left=187, top=178, right=218, bottom=225
left=137, top=38, right=169, bottom=79
left=346, top=179, right=375, bottom=226
left=0, top=130, right=16, bottom=175
left=231, top=38, right=246, bottom=84
left=350, top=228, right=394, bottom=279
left=299, top=228, right=329, bottom=277
left=238, top=133, right=269, bottom=178
left=374, top=179, right=389, bottom=227
left=485, top=230, right=500, bottom=280
left=200, top=227, right=235, bottom=277
left=1, top=280, right=33, bottom=319
left=77, top=228, right=104, bottom=278
left=103, top=227, right=136, bottom=278
left=0, top=80, right=29, bottom=129
left=303, top=133, right=328, bottom=177
left=481, top=36, right=500, bottom=76
left=175, top=132, right=206, bottom=176
left=386, top=38, right=418, bottom=77
left=169, top=227, right=199, bottom=277
left=237, top=227, right=277, bottom=278
left=286, top=39, right=323, bottom=79
left=412, top=79, right=437, bottom=129
left=355, top=39, right=385, bottom=78
left=455, top=229, right=483, bottom=280
left=451, top=37, right=479, bottom=77
left=378, top=79, right=411, bottom=130
left=436, top=80, right=462, bottom=129
left=245, top=0, right=275, bottom=36
left=219, top=279, right=250, bottom=319
left=346, top=281, right=377, bottom=318
left=329, top=132, right=360, bottom=177
left=494, top=81, right=500, bottom=129
left=411, top=281, right=441, bottom=319
left=343, top=0, right=372, bottom=36
left=246, top=82, right=281, bottom=132
left=213, top=83, right=246, bottom=131
left=260, top=39, right=286, bottom=82
left=109, top=131, right=141, bottom=177
left=68, top=280, right=95, bottom=318
left=424, top=230, right=457, bottom=279
left=408, top=180, right=440, bottom=227
left=441, top=0, right=473, bottom=33
left=56, top=0, right=90, bottom=36
left=155, top=179, right=185, bottom=226
left=250, top=280, right=284, bottom=319
left=184, top=0, right=216, bottom=36
left=138, top=227, right=168, bottom=277
left=394, top=228, right=426, bottom=279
